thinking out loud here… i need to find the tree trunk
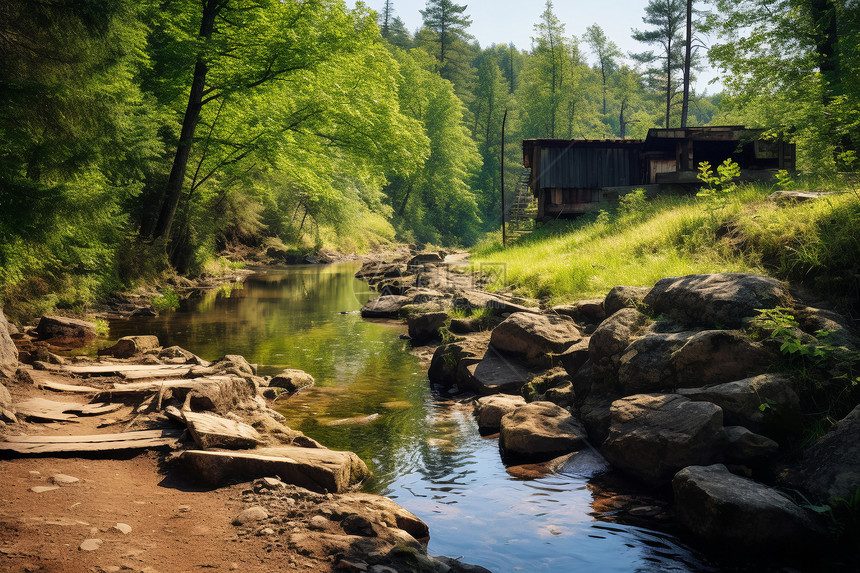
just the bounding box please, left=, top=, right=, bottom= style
left=152, top=0, right=220, bottom=242
left=680, top=0, right=693, bottom=128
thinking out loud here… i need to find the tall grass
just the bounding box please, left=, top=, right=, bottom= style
left=473, top=182, right=860, bottom=308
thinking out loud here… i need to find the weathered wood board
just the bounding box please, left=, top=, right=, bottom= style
left=37, top=363, right=191, bottom=377
left=182, top=411, right=263, bottom=450
left=93, top=376, right=233, bottom=400
left=15, top=398, right=123, bottom=422
left=21, top=369, right=102, bottom=394
left=0, top=429, right=184, bottom=455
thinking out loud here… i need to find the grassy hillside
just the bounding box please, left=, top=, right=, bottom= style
left=473, top=179, right=860, bottom=312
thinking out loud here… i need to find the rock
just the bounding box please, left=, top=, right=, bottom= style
left=795, top=306, right=859, bottom=350
left=180, top=446, right=370, bottom=493
left=604, top=286, right=650, bottom=317
left=407, top=252, right=444, bottom=266
left=578, top=391, right=614, bottom=448
left=671, top=330, right=775, bottom=388
left=474, top=395, right=526, bottom=435
left=407, top=312, right=449, bottom=345
left=602, top=394, right=727, bottom=485
left=552, top=299, right=606, bottom=325
left=643, top=273, right=792, bottom=328
left=160, top=346, right=209, bottom=365
left=269, top=369, right=315, bottom=393
left=35, top=316, right=97, bottom=345
left=99, top=335, right=160, bottom=358
left=724, top=426, right=779, bottom=465
left=50, top=473, right=80, bottom=485
left=233, top=506, right=269, bottom=525
left=464, top=348, right=531, bottom=395
left=558, top=338, right=590, bottom=378
left=0, top=309, right=18, bottom=379
left=490, top=312, right=582, bottom=367
left=361, top=296, right=410, bottom=319
left=0, top=382, right=12, bottom=413
left=499, top=401, right=588, bottom=462
left=453, top=290, right=540, bottom=316
left=183, top=411, right=265, bottom=450
left=677, top=374, right=800, bottom=434
left=432, top=557, right=492, bottom=573
left=341, top=514, right=376, bottom=537
left=589, top=308, right=648, bottom=381
left=79, top=538, right=103, bottom=551
left=31, top=486, right=60, bottom=493
left=113, top=523, right=132, bottom=535
left=211, top=354, right=256, bottom=377
left=427, top=332, right=490, bottom=391
left=616, top=331, right=694, bottom=394
left=673, top=464, right=821, bottom=549
left=355, top=262, right=406, bottom=284
left=781, top=405, right=860, bottom=505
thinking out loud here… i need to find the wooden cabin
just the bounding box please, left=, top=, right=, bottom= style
left=523, top=126, right=796, bottom=220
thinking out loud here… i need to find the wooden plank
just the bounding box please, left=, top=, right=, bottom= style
left=36, top=380, right=102, bottom=394
left=0, top=429, right=184, bottom=455
left=2, top=429, right=180, bottom=443
left=22, top=369, right=102, bottom=394
left=117, top=368, right=193, bottom=381
left=111, top=376, right=232, bottom=392
left=42, top=364, right=191, bottom=376
left=15, top=398, right=80, bottom=422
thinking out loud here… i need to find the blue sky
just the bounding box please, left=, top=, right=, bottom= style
left=351, top=0, right=722, bottom=92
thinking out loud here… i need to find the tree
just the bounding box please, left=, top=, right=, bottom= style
left=419, top=0, right=473, bottom=80
left=707, top=0, right=858, bottom=169
left=632, top=0, right=686, bottom=128
left=524, top=1, right=570, bottom=138
left=585, top=24, right=622, bottom=118
left=379, top=0, right=395, bottom=38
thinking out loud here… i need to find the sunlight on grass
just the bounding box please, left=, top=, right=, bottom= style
left=473, top=183, right=859, bottom=305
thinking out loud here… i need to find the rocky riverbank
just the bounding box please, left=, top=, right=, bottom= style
left=0, top=311, right=489, bottom=572
left=356, top=253, right=860, bottom=562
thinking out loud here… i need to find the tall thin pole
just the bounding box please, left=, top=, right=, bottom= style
left=501, top=108, right=508, bottom=247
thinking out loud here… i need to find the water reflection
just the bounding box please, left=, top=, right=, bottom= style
left=112, top=263, right=715, bottom=573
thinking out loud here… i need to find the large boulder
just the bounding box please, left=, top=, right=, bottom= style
left=678, top=374, right=800, bottom=434
left=464, top=348, right=531, bottom=395
left=474, top=394, right=526, bottom=435
left=673, top=464, right=821, bottom=550
left=35, top=315, right=97, bottom=346
left=671, top=330, right=775, bottom=388
left=99, top=335, right=160, bottom=358
left=724, top=426, right=779, bottom=466
left=499, top=401, right=587, bottom=462
left=795, top=306, right=859, bottom=351
left=604, top=286, right=650, bottom=317
left=361, top=296, right=410, bottom=318
left=616, top=332, right=695, bottom=394
left=427, top=332, right=490, bottom=391
left=643, top=273, right=792, bottom=328
left=407, top=252, right=444, bottom=266
left=558, top=338, right=590, bottom=378
left=589, top=308, right=648, bottom=381
left=602, top=394, right=727, bottom=485
left=490, top=312, right=581, bottom=367
left=269, top=369, right=315, bottom=393
left=453, top=291, right=539, bottom=316
left=0, top=309, right=18, bottom=379
left=781, top=405, right=860, bottom=505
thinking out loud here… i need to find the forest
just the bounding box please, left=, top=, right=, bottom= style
left=0, top=0, right=858, bottom=318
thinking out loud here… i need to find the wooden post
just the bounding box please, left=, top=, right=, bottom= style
left=501, top=109, right=508, bottom=247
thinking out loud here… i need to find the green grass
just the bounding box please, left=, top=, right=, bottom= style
left=473, top=181, right=860, bottom=308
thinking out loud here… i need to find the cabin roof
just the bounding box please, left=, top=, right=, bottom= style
left=523, top=138, right=643, bottom=167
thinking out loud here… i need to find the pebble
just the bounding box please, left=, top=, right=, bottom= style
left=233, top=506, right=269, bottom=525
left=256, top=527, right=275, bottom=536
left=51, top=474, right=80, bottom=485
left=308, top=515, right=329, bottom=530
left=113, top=523, right=132, bottom=535
left=79, top=539, right=103, bottom=551
left=30, top=486, right=60, bottom=493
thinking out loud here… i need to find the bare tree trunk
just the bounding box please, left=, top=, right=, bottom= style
left=680, top=0, right=693, bottom=128
left=152, top=0, right=221, bottom=242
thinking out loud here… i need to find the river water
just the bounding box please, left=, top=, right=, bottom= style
left=108, top=263, right=718, bottom=572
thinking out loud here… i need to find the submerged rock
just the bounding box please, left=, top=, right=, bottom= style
left=269, top=368, right=315, bottom=393
left=499, top=401, right=587, bottom=463
left=602, top=394, right=727, bottom=485
left=673, top=464, right=821, bottom=550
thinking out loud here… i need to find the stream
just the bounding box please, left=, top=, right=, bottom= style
left=107, top=262, right=719, bottom=572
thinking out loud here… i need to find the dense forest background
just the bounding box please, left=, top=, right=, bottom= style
left=0, top=0, right=857, bottom=315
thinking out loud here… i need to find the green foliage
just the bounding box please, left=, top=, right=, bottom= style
left=151, top=288, right=180, bottom=313
left=696, top=159, right=741, bottom=210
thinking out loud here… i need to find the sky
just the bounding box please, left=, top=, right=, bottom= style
left=350, top=0, right=723, bottom=93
